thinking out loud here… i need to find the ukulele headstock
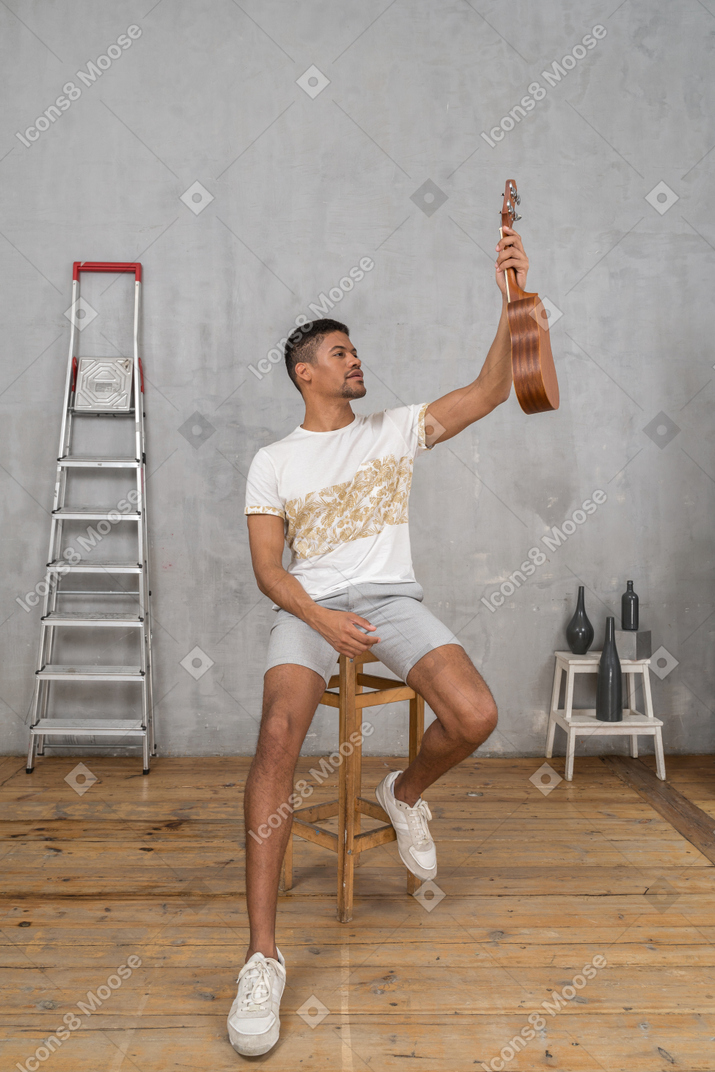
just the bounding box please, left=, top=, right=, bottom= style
left=500, top=179, right=522, bottom=230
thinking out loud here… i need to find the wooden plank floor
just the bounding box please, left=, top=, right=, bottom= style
left=1, top=754, right=714, bottom=1071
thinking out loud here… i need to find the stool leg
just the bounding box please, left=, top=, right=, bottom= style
left=627, top=670, right=638, bottom=756
left=627, top=671, right=637, bottom=715
left=546, top=663, right=562, bottom=758
left=564, top=666, right=575, bottom=721
left=338, top=656, right=358, bottom=923
left=560, top=667, right=576, bottom=779
left=565, top=727, right=576, bottom=781
left=354, top=670, right=364, bottom=867
left=279, top=783, right=294, bottom=893
left=654, top=728, right=666, bottom=780
left=642, top=665, right=655, bottom=719
left=279, top=820, right=293, bottom=892
left=406, top=694, right=425, bottom=896
left=641, top=665, right=666, bottom=778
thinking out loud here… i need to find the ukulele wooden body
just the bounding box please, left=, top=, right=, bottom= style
left=500, top=179, right=560, bottom=414
left=505, top=285, right=559, bottom=414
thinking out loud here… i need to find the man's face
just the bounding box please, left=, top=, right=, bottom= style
left=297, top=331, right=365, bottom=400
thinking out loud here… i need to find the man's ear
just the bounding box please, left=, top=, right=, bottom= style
left=295, top=362, right=312, bottom=390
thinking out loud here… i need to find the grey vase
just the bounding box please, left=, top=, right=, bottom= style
left=566, top=586, right=594, bottom=655
left=596, top=617, right=623, bottom=722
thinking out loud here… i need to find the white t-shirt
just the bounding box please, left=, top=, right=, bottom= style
left=244, top=403, right=434, bottom=601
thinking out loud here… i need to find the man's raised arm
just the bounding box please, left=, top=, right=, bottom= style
left=424, top=225, right=529, bottom=444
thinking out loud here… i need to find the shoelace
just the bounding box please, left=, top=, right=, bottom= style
left=239, top=959, right=273, bottom=1010
left=405, top=799, right=433, bottom=847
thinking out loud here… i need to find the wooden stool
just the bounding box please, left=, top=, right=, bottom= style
left=546, top=650, right=666, bottom=781
left=279, top=651, right=425, bottom=922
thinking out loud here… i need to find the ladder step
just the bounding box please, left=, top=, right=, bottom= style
left=42, top=613, right=144, bottom=627
left=37, top=665, right=144, bottom=681
left=29, top=718, right=145, bottom=736
left=70, top=408, right=136, bottom=417
left=46, top=561, right=142, bottom=574
left=53, top=508, right=141, bottom=520
left=58, top=456, right=141, bottom=468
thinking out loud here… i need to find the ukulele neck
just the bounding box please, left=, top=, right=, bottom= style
left=499, top=225, right=525, bottom=304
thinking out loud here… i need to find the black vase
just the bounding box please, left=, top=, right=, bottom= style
left=596, top=617, right=623, bottom=722
left=621, top=580, right=639, bottom=630
left=566, top=586, right=594, bottom=654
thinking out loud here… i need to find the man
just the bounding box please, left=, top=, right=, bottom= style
left=227, top=226, right=530, bottom=1055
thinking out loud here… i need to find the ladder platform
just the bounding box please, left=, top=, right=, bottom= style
left=37, top=665, right=144, bottom=680
left=58, top=456, right=141, bottom=468
left=29, top=718, right=145, bottom=736
left=53, top=508, right=141, bottom=520
left=46, top=560, right=142, bottom=574
left=42, top=613, right=144, bottom=627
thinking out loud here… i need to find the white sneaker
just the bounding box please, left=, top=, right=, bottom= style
left=227, top=948, right=286, bottom=1056
left=376, top=771, right=437, bottom=881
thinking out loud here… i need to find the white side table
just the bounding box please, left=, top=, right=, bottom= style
left=545, top=651, right=665, bottom=781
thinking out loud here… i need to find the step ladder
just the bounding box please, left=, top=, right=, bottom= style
left=26, top=261, right=155, bottom=774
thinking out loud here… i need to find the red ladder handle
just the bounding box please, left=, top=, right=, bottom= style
left=73, top=261, right=142, bottom=282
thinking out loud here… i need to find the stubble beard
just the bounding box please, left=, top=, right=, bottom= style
left=340, top=379, right=366, bottom=400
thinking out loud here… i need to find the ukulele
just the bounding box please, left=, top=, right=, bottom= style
left=500, top=179, right=559, bottom=414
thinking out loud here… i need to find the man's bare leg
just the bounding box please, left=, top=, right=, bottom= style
left=244, top=663, right=326, bottom=962
left=394, top=644, right=497, bottom=806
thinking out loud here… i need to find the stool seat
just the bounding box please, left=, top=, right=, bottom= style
left=279, top=651, right=425, bottom=922
left=546, top=650, right=665, bottom=781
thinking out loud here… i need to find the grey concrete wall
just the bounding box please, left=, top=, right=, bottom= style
left=1, top=0, right=712, bottom=760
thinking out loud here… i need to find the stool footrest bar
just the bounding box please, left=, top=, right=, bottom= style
left=353, top=824, right=397, bottom=853
left=293, top=800, right=339, bottom=823
left=356, top=797, right=390, bottom=822
left=291, top=818, right=339, bottom=852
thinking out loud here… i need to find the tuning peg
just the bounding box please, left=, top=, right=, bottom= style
left=513, top=213, right=522, bottom=222
left=515, top=194, right=521, bottom=205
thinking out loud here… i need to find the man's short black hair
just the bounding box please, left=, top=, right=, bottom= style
left=284, top=318, right=349, bottom=393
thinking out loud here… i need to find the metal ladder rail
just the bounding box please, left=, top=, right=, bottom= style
left=26, top=262, right=154, bottom=772
left=28, top=263, right=84, bottom=753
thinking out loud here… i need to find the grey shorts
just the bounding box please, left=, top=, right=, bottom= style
left=265, top=581, right=464, bottom=685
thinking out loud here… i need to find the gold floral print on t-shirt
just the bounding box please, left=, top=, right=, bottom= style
left=244, top=504, right=286, bottom=520
left=285, top=454, right=414, bottom=559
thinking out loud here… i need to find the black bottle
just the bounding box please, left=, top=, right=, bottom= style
left=596, top=617, right=623, bottom=722
left=621, top=580, right=639, bottom=631
left=566, top=586, right=594, bottom=655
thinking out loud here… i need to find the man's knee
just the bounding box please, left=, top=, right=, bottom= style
left=451, top=691, right=498, bottom=747
left=255, top=704, right=304, bottom=765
